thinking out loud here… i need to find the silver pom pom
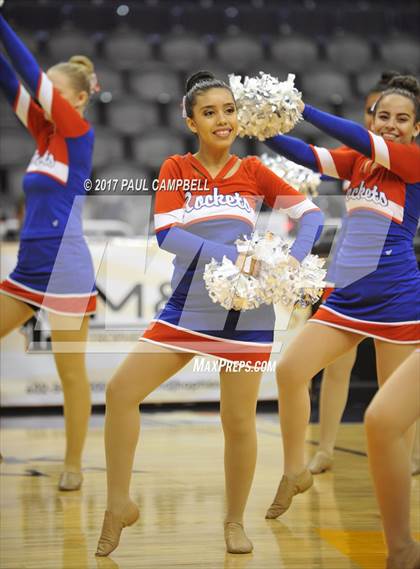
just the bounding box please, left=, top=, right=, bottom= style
left=229, top=72, right=302, bottom=141
left=260, top=153, right=321, bottom=197
left=203, top=232, right=326, bottom=311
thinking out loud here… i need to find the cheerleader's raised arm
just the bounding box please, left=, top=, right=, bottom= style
left=0, top=51, right=48, bottom=139
left=0, top=14, right=90, bottom=137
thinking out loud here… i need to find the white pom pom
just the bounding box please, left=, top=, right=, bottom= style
left=0, top=1, right=5, bottom=7
left=260, top=153, right=321, bottom=197
left=229, top=72, right=303, bottom=141
left=203, top=231, right=326, bottom=311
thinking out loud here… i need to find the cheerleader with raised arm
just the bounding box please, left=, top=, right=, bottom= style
left=0, top=15, right=97, bottom=491
left=263, top=76, right=420, bottom=534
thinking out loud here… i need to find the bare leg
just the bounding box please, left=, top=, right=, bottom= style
left=309, top=347, right=357, bottom=473
left=365, top=350, right=420, bottom=569
left=374, top=339, right=417, bottom=452
left=219, top=365, right=262, bottom=554
left=104, top=343, right=194, bottom=514
left=49, top=313, right=91, bottom=478
left=318, top=348, right=357, bottom=455
left=220, top=367, right=262, bottom=524
left=266, top=324, right=363, bottom=518
left=277, top=323, right=362, bottom=477
left=96, top=342, right=194, bottom=556
left=0, top=294, right=35, bottom=338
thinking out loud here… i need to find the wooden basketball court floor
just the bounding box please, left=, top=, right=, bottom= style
left=1, top=411, right=419, bottom=569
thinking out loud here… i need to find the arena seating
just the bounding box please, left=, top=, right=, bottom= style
left=1, top=0, right=419, bottom=227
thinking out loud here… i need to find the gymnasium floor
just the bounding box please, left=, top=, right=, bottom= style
left=1, top=411, right=419, bottom=569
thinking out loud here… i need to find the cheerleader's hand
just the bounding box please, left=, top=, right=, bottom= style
left=288, top=255, right=300, bottom=270
left=235, top=253, right=260, bottom=277
left=298, top=99, right=305, bottom=114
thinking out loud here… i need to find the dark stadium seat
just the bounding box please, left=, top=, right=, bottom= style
left=131, top=64, right=182, bottom=104
left=333, top=6, right=389, bottom=37
left=133, top=130, right=186, bottom=171
left=160, top=35, right=209, bottom=72
left=128, top=4, right=172, bottom=34
left=0, top=130, right=35, bottom=167
left=167, top=102, right=190, bottom=135
left=380, top=37, right=420, bottom=73
left=0, top=94, right=26, bottom=131
left=326, top=35, right=373, bottom=73
left=224, top=4, right=280, bottom=35
left=356, top=67, right=396, bottom=97
left=341, top=103, right=366, bottom=127
left=47, top=30, right=97, bottom=60
left=173, top=5, right=225, bottom=35
left=301, top=68, right=352, bottom=105
left=107, top=98, right=160, bottom=136
left=244, top=60, right=291, bottom=81
left=278, top=5, right=335, bottom=37
left=103, top=30, right=152, bottom=70
left=5, top=166, right=27, bottom=200
left=95, top=66, right=125, bottom=99
left=270, top=36, right=319, bottom=74
left=92, top=128, right=124, bottom=169
left=3, top=3, right=61, bottom=30
left=65, top=3, right=117, bottom=32
left=215, top=34, right=264, bottom=74
left=289, top=120, right=326, bottom=144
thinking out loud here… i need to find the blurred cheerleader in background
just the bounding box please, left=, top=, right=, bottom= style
left=0, top=14, right=98, bottom=491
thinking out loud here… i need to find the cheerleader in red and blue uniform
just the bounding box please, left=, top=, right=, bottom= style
left=296, top=71, right=406, bottom=476
left=262, top=75, right=420, bottom=529
left=0, top=15, right=97, bottom=491
left=95, top=71, right=323, bottom=557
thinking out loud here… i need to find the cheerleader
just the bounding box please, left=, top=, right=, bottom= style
left=302, top=70, right=404, bottom=475
left=262, top=75, right=419, bottom=520
left=0, top=16, right=97, bottom=490
left=95, top=71, right=323, bottom=556
left=365, top=349, right=420, bottom=569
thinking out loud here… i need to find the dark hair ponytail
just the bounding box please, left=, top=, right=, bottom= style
left=183, top=70, right=234, bottom=118
left=368, top=70, right=401, bottom=95
left=388, top=75, right=420, bottom=96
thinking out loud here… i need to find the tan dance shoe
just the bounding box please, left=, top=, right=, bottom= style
left=58, top=471, right=83, bottom=491
left=265, top=469, right=313, bottom=519
left=308, top=450, right=333, bottom=474
left=95, top=503, right=139, bottom=557
left=224, top=522, right=253, bottom=554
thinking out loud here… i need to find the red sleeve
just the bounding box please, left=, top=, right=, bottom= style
left=247, top=157, right=320, bottom=219
left=369, top=133, right=420, bottom=183
left=36, top=72, right=90, bottom=138
left=310, top=144, right=360, bottom=181
left=12, top=82, right=48, bottom=139
left=154, top=156, right=186, bottom=231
